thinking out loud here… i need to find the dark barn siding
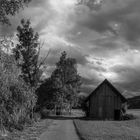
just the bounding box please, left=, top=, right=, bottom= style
left=87, top=79, right=126, bottom=120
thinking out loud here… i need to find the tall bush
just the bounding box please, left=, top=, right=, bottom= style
left=0, top=39, right=37, bottom=132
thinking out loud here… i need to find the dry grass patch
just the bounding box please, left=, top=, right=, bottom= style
left=0, top=119, right=52, bottom=140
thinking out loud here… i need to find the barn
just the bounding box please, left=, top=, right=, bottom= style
left=85, top=79, right=127, bottom=120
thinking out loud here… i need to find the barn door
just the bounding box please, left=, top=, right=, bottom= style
left=114, top=109, right=121, bottom=120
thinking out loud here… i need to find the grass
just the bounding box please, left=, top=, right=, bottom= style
left=0, top=119, right=52, bottom=140
left=74, top=117, right=140, bottom=140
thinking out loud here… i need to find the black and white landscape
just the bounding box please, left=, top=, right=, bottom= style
left=0, top=0, right=140, bottom=140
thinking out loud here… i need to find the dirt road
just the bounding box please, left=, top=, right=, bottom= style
left=39, top=119, right=80, bottom=140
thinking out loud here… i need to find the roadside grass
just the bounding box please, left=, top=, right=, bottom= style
left=74, top=118, right=140, bottom=140
left=0, top=119, right=52, bottom=140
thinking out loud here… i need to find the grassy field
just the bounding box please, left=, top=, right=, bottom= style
left=74, top=110, right=140, bottom=140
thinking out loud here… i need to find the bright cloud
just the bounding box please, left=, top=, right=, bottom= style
left=39, top=0, right=78, bottom=49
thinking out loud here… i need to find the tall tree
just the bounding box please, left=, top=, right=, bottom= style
left=38, top=51, right=82, bottom=109
left=0, top=0, right=31, bottom=25
left=13, top=19, right=41, bottom=87
left=36, top=78, right=57, bottom=110
left=52, top=51, right=82, bottom=105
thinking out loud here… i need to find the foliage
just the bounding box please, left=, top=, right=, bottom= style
left=52, top=51, right=82, bottom=105
left=0, top=38, right=37, bottom=132
left=0, top=0, right=31, bottom=25
left=40, top=108, right=51, bottom=118
left=37, top=51, right=82, bottom=110
left=76, top=95, right=87, bottom=109
left=122, top=114, right=136, bottom=120
left=13, top=19, right=42, bottom=87
left=36, top=78, right=56, bottom=109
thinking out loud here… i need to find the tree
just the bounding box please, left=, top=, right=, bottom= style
left=52, top=51, right=81, bottom=105
left=13, top=19, right=42, bottom=87
left=0, top=0, right=31, bottom=25
left=0, top=41, right=37, bottom=132
left=36, top=78, right=56, bottom=110
left=37, top=51, right=82, bottom=112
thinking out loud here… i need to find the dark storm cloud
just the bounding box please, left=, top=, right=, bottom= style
left=92, top=37, right=120, bottom=49
left=89, top=36, right=125, bottom=57
left=110, top=64, right=140, bottom=97
left=41, top=47, right=88, bottom=67
left=110, top=64, right=130, bottom=74
left=76, top=0, right=140, bottom=46
left=89, top=62, right=107, bottom=72
left=82, top=77, right=94, bottom=85
left=81, top=77, right=100, bottom=95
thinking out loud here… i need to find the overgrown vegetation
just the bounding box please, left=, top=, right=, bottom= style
left=0, top=18, right=47, bottom=135
left=13, top=19, right=42, bottom=88
left=0, top=44, right=37, bottom=133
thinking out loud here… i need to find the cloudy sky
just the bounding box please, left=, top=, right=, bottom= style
left=1, top=0, right=140, bottom=98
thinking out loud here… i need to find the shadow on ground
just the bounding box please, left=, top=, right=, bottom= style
left=45, top=116, right=84, bottom=120
left=44, top=116, right=111, bottom=121
left=44, top=116, right=138, bottom=121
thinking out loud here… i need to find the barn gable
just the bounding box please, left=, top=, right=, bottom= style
left=85, top=79, right=127, bottom=120
left=86, top=79, right=127, bottom=102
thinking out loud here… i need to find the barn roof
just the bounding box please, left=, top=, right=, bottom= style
left=85, top=79, right=127, bottom=102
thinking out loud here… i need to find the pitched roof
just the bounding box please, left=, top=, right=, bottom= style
left=85, top=79, right=127, bottom=102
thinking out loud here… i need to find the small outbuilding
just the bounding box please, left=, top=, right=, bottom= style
left=85, top=79, right=127, bottom=120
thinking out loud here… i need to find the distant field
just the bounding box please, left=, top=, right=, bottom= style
left=128, top=109, right=140, bottom=118
left=74, top=110, right=140, bottom=140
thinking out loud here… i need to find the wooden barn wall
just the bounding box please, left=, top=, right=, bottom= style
left=89, top=83, right=122, bottom=119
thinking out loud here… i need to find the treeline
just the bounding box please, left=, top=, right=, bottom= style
left=128, top=96, right=140, bottom=109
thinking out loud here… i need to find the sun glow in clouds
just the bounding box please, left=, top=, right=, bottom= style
left=101, top=72, right=118, bottom=80
left=86, top=55, right=122, bottom=80
left=41, top=0, right=104, bottom=48
left=62, top=0, right=77, bottom=6
left=40, top=0, right=78, bottom=48
left=49, top=0, right=77, bottom=12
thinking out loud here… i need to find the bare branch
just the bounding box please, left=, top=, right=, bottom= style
left=38, top=49, right=51, bottom=69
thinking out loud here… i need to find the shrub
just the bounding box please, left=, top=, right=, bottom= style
left=33, top=113, right=41, bottom=122
left=0, top=41, right=37, bottom=131
left=41, top=108, right=50, bottom=118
